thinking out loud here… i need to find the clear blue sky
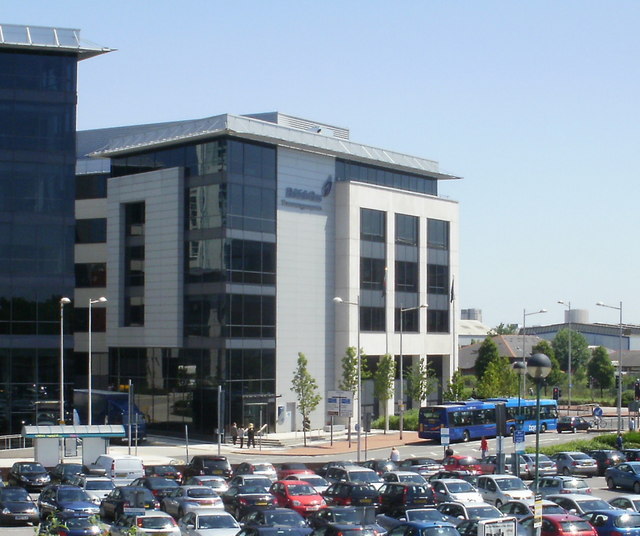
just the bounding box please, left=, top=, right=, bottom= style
left=6, top=1, right=639, bottom=329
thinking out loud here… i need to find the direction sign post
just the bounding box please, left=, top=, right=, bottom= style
left=441, top=427, right=450, bottom=449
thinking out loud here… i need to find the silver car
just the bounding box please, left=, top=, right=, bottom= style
left=178, top=509, right=240, bottom=536
left=68, top=475, right=115, bottom=504
left=161, top=486, right=224, bottom=518
left=550, top=452, right=598, bottom=477
left=546, top=494, right=612, bottom=515
left=534, top=476, right=592, bottom=498
left=430, top=479, right=483, bottom=504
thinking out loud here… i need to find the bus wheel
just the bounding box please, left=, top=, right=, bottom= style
left=462, top=430, right=470, bottom=442
left=509, top=425, right=516, bottom=435
left=540, top=423, right=547, bottom=433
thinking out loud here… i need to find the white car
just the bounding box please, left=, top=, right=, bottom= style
left=284, top=474, right=330, bottom=494
left=162, top=486, right=224, bottom=518
left=382, top=471, right=427, bottom=485
left=476, top=475, right=533, bottom=507
left=430, top=479, right=483, bottom=504
left=178, top=509, right=240, bottom=536
left=109, top=511, right=181, bottom=535
left=69, top=475, right=115, bottom=504
left=184, top=475, right=229, bottom=494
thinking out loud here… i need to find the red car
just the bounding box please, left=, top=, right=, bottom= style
left=277, top=463, right=315, bottom=481
left=442, top=455, right=484, bottom=475
left=270, top=480, right=327, bottom=516
left=520, top=514, right=597, bottom=536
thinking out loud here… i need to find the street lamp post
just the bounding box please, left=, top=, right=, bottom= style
left=513, top=361, right=527, bottom=475
left=88, top=297, right=107, bottom=426
left=59, top=297, right=71, bottom=425
left=334, top=295, right=362, bottom=463
left=557, top=301, right=572, bottom=409
left=596, top=301, right=624, bottom=434
left=399, top=304, right=427, bottom=440
left=522, top=309, right=547, bottom=398
left=527, top=353, right=552, bottom=494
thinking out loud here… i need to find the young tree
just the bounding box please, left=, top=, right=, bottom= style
left=405, top=358, right=437, bottom=405
left=476, top=357, right=518, bottom=398
left=588, top=346, right=615, bottom=396
left=338, top=346, right=371, bottom=441
left=443, top=369, right=466, bottom=401
left=291, top=352, right=322, bottom=446
left=373, top=354, right=396, bottom=433
left=488, top=323, right=519, bottom=336
left=553, top=329, right=590, bottom=372
left=475, top=337, right=500, bottom=379
left=532, top=339, right=565, bottom=387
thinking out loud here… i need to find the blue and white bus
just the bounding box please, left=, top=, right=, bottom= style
left=418, top=397, right=558, bottom=442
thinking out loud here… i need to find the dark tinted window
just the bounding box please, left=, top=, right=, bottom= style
left=76, top=219, right=106, bottom=243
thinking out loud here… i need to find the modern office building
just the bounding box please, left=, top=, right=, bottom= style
left=76, top=112, right=460, bottom=437
left=0, top=24, right=110, bottom=434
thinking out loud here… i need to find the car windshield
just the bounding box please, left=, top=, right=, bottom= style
left=86, top=481, right=115, bottom=490
left=468, top=506, right=501, bottom=518
left=350, top=472, right=382, bottom=483
left=152, top=466, right=175, bottom=472
left=458, top=458, right=479, bottom=466
left=571, top=454, right=590, bottom=461
left=253, top=464, right=274, bottom=472
left=241, top=485, right=268, bottom=494
left=19, top=464, right=45, bottom=473
left=62, top=465, right=84, bottom=474
left=446, top=482, right=474, bottom=493
left=246, top=478, right=273, bottom=488
left=495, top=478, right=526, bottom=491
left=543, top=505, right=566, bottom=514
left=149, top=478, right=179, bottom=488
left=615, top=514, right=640, bottom=528
left=123, top=488, right=154, bottom=501
left=203, top=460, right=228, bottom=469
left=0, top=488, right=30, bottom=500
left=264, top=511, right=306, bottom=526
left=537, top=455, right=552, bottom=462
left=400, top=474, right=426, bottom=484
left=198, top=515, right=238, bottom=529
left=288, top=484, right=316, bottom=496
left=140, top=516, right=177, bottom=529
left=187, top=488, right=216, bottom=498
left=282, top=464, right=307, bottom=470
left=408, top=510, right=448, bottom=522
left=301, top=476, right=327, bottom=486
left=560, top=521, right=593, bottom=532
left=564, top=480, right=589, bottom=490
left=351, top=485, right=376, bottom=496
left=422, top=527, right=460, bottom=536
left=333, top=510, right=361, bottom=523
left=58, top=489, right=91, bottom=502
left=577, top=499, right=610, bottom=511
left=66, top=518, right=97, bottom=529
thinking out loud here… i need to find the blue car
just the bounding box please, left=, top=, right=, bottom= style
left=37, top=512, right=107, bottom=536
left=582, top=510, right=640, bottom=536
left=37, top=485, right=100, bottom=520
left=605, top=462, right=640, bottom=493
left=385, top=521, right=461, bottom=536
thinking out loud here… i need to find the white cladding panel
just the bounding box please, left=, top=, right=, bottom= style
left=276, top=148, right=335, bottom=430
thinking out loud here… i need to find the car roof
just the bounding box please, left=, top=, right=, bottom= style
left=547, top=494, right=604, bottom=501
left=385, top=471, right=424, bottom=476
left=433, top=479, right=471, bottom=484
left=404, top=521, right=457, bottom=528
left=587, top=510, right=639, bottom=516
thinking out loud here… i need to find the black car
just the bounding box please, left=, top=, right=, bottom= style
left=398, top=459, right=444, bottom=477
left=360, top=460, right=398, bottom=476
left=99, top=486, right=160, bottom=521
left=221, top=483, right=276, bottom=519
left=183, top=455, right=233, bottom=481
left=308, top=506, right=383, bottom=530
left=0, top=486, right=39, bottom=525
left=8, top=462, right=51, bottom=491
left=556, top=416, right=592, bottom=433
left=428, top=471, right=478, bottom=488
left=37, top=484, right=99, bottom=520
left=378, top=483, right=432, bottom=516
left=311, top=523, right=379, bottom=536
left=623, top=449, right=640, bottom=462
left=316, top=462, right=353, bottom=478
left=49, top=463, right=87, bottom=485
left=129, top=477, right=180, bottom=499
left=322, top=483, right=379, bottom=508
left=241, top=508, right=312, bottom=535
left=145, top=464, right=183, bottom=481
left=237, top=527, right=315, bottom=536
left=586, top=450, right=625, bottom=476
left=37, top=512, right=105, bottom=535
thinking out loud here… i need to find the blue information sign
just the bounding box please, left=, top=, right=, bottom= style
left=513, top=430, right=525, bottom=444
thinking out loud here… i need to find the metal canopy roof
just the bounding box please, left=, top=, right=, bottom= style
left=22, top=424, right=126, bottom=438
left=0, top=23, right=113, bottom=60
left=90, top=113, right=461, bottom=181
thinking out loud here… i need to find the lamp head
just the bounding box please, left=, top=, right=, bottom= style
left=527, top=353, right=552, bottom=380
left=513, top=361, right=527, bottom=376
left=98, top=296, right=108, bottom=303
left=60, top=297, right=71, bottom=305
left=333, top=297, right=344, bottom=304
left=596, top=301, right=605, bottom=307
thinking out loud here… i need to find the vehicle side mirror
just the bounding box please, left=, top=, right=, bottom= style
left=569, top=509, right=577, bottom=514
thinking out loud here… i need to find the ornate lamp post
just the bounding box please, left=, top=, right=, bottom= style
left=527, top=353, right=552, bottom=494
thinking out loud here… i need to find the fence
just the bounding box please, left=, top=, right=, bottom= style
left=0, top=434, right=31, bottom=450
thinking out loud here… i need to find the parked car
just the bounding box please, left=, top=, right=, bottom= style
left=37, top=484, right=99, bottom=520
left=145, top=464, right=183, bottom=481
left=89, top=454, right=144, bottom=485
left=184, top=475, right=229, bottom=493
left=429, top=479, right=483, bottom=504
left=428, top=471, right=478, bottom=488
left=285, top=474, right=331, bottom=495
left=183, top=456, right=233, bottom=482
left=0, top=486, right=39, bottom=525
left=278, top=463, right=315, bottom=481
left=321, top=482, right=379, bottom=508
left=398, top=459, right=444, bottom=478
left=130, top=476, right=181, bottom=499
left=518, top=454, right=557, bottom=479
left=109, top=510, right=181, bottom=535
left=536, top=476, right=591, bottom=498
left=550, top=452, right=598, bottom=477
left=36, top=512, right=107, bottom=536
left=49, top=463, right=87, bottom=485
left=162, top=485, right=224, bottom=518
left=99, top=486, right=160, bottom=521
left=241, top=527, right=316, bottom=536
left=441, top=456, right=483, bottom=475
left=241, top=507, right=312, bottom=535
left=582, top=510, right=640, bottom=536
left=609, top=496, right=640, bottom=512
left=386, top=521, right=460, bottom=536
left=234, top=462, right=278, bottom=482
left=316, top=462, right=353, bottom=479
left=557, top=416, right=593, bottom=433
left=546, top=494, right=612, bottom=515
left=376, top=508, right=451, bottom=531
left=325, top=466, right=384, bottom=489
left=270, top=480, right=327, bottom=517
left=436, top=502, right=503, bottom=523
left=310, top=506, right=386, bottom=532
left=8, top=461, right=50, bottom=491
left=585, top=450, right=625, bottom=476
left=360, top=460, right=398, bottom=476
left=67, top=475, right=115, bottom=504
left=229, top=475, right=274, bottom=489
left=378, top=483, right=432, bottom=516
left=220, top=483, right=276, bottom=519
left=498, top=499, right=566, bottom=520
left=476, top=475, right=532, bottom=507
left=605, top=461, right=640, bottom=492
left=178, top=509, right=241, bottom=536
left=623, top=449, right=640, bottom=462
left=382, top=472, right=427, bottom=485
left=519, top=514, right=597, bottom=536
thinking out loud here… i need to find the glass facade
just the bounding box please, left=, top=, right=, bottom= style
left=395, top=214, right=420, bottom=332
left=0, top=49, right=77, bottom=433
left=360, top=209, right=386, bottom=332
left=427, top=218, right=451, bottom=333
left=336, top=159, right=438, bottom=196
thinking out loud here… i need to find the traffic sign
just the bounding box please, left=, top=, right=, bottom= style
left=513, top=430, right=525, bottom=444
left=441, top=427, right=450, bottom=446
left=534, top=494, right=543, bottom=528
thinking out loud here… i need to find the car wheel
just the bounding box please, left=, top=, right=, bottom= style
left=607, top=478, right=616, bottom=490
left=495, top=500, right=502, bottom=508
left=462, top=430, right=470, bottom=442
left=634, top=482, right=640, bottom=495
left=572, top=427, right=576, bottom=433
left=541, top=423, right=547, bottom=433
left=178, top=508, right=184, bottom=519
left=509, top=425, right=516, bottom=436
left=562, top=467, right=571, bottom=476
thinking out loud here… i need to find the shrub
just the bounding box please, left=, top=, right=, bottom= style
left=372, top=409, right=418, bottom=431
left=525, top=431, right=640, bottom=456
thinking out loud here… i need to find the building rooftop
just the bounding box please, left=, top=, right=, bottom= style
left=0, top=23, right=112, bottom=59
left=458, top=335, right=544, bottom=372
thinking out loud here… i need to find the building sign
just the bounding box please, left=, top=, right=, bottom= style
left=280, top=176, right=333, bottom=211
left=479, top=517, right=517, bottom=536
left=327, top=390, right=353, bottom=417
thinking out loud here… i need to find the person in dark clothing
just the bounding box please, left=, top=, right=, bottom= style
left=444, top=446, right=454, bottom=458
left=247, top=423, right=256, bottom=448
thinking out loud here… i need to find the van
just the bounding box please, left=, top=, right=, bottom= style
left=90, top=454, right=144, bottom=484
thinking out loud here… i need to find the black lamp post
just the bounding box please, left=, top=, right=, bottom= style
left=513, top=361, right=527, bottom=475
left=527, top=353, right=552, bottom=494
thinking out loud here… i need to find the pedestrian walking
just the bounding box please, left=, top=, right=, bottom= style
left=230, top=422, right=238, bottom=445
left=389, top=446, right=400, bottom=462
left=480, top=437, right=489, bottom=459
left=616, top=432, right=624, bottom=451
left=444, top=446, right=454, bottom=458
left=247, top=423, right=256, bottom=448
left=238, top=425, right=245, bottom=448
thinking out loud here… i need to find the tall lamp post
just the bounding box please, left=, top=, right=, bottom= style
left=513, top=361, right=527, bottom=476
left=557, top=301, right=572, bottom=409
left=527, top=352, right=552, bottom=494
left=88, top=297, right=107, bottom=426
left=333, top=295, right=362, bottom=463
left=522, top=309, right=547, bottom=398
left=399, top=304, right=427, bottom=440
left=59, top=297, right=71, bottom=425
left=596, top=301, right=624, bottom=434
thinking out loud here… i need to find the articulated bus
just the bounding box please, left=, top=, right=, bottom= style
left=418, top=397, right=558, bottom=442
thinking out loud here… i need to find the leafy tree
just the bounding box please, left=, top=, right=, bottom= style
left=476, top=356, right=518, bottom=398
left=475, top=337, right=500, bottom=379
left=405, top=358, right=437, bottom=404
left=552, top=329, right=590, bottom=372
left=488, top=323, right=519, bottom=336
left=291, top=352, right=322, bottom=446
left=443, top=370, right=466, bottom=401
left=532, top=339, right=565, bottom=387
left=588, top=346, right=615, bottom=395
left=338, top=346, right=371, bottom=440
left=373, top=354, right=396, bottom=433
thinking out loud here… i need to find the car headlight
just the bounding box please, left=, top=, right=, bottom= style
left=63, top=508, right=76, bottom=513
left=92, top=497, right=101, bottom=504
left=293, top=500, right=301, bottom=506
left=2, top=508, right=10, bottom=514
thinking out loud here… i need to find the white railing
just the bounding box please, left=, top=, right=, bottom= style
left=0, top=434, right=31, bottom=450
